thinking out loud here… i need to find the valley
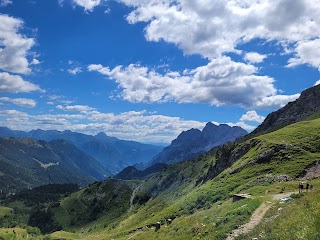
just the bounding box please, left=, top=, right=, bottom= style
left=1, top=86, right=320, bottom=239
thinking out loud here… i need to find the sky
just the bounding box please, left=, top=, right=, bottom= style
left=0, top=0, right=319, bottom=144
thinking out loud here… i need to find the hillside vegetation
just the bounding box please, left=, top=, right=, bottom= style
left=1, top=115, right=320, bottom=240
left=0, top=138, right=105, bottom=195
left=49, top=116, right=320, bottom=239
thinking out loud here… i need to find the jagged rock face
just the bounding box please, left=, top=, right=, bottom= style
left=253, top=84, right=320, bottom=135
left=149, top=123, right=247, bottom=165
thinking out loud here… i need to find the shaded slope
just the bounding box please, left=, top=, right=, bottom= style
left=52, top=179, right=140, bottom=229
left=114, top=163, right=168, bottom=180
left=0, top=138, right=105, bottom=193
left=0, top=128, right=163, bottom=175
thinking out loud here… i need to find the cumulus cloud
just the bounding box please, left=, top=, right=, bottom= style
left=255, top=94, right=300, bottom=109
left=68, top=67, right=82, bottom=75
left=0, top=97, right=36, bottom=108
left=30, top=58, right=41, bottom=65
left=88, top=57, right=298, bottom=109
left=244, top=52, right=268, bottom=64
left=0, top=14, right=35, bottom=74
left=73, top=0, right=101, bottom=11
left=117, top=0, right=320, bottom=62
left=287, top=39, right=320, bottom=70
left=314, top=80, right=320, bottom=86
left=72, top=0, right=320, bottom=70
left=228, top=121, right=257, bottom=132
left=0, top=72, right=42, bottom=93
left=240, top=111, right=265, bottom=123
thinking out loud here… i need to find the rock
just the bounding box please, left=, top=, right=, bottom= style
left=252, top=84, right=320, bottom=136
left=149, top=123, right=247, bottom=165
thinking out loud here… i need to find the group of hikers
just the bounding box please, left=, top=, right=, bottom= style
left=298, top=182, right=313, bottom=193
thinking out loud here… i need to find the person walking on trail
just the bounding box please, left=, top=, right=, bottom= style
left=306, top=183, right=310, bottom=192
left=299, top=182, right=303, bottom=193
left=310, top=183, right=314, bottom=191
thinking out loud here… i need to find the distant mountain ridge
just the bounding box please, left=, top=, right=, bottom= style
left=0, top=138, right=106, bottom=194
left=114, top=163, right=168, bottom=180
left=252, top=84, right=320, bottom=135
left=0, top=128, right=163, bottom=175
left=149, top=122, right=247, bottom=165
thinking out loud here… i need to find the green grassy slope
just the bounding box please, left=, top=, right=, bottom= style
left=238, top=189, right=320, bottom=240
left=83, top=117, right=320, bottom=240
left=52, top=179, right=141, bottom=232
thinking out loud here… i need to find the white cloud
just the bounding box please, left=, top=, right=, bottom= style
left=255, top=94, right=300, bottom=109
left=73, top=0, right=320, bottom=71
left=240, top=111, right=265, bottom=123
left=0, top=14, right=35, bottom=74
left=30, top=58, right=41, bottom=65
left=287, top=39, right=320, bottom=70
left=56, top=104, right=95, bottom=112
left=118, top=0, right=320, bottom=62
left=73, top=0, right=101, bottom=11
left=0, top=97, right=36, bottom=108
left=314, top=80, right=320, bottom=86
left=0, top=0, right=12, bottom=7
left=89, top=57, right=297, bottom=110
left=0, top=72, right=42, bottom=93
left=68, top=67, right=82, bottom=75
left=228, top=121, right=256, bottom=132
left=244, top=52, right=268, bottom=64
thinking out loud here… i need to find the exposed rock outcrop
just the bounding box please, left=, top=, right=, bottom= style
left=252, top=84, right=320, bottom=135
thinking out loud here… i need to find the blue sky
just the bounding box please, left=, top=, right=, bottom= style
left=0, top=0, right=319, bottom=144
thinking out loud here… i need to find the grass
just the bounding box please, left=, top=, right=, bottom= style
left=0, top=227, right=51, bottom=240
left=0, top=206, right=13, bottom=219
left=89, top=117, right=320, bottom=239
left=52, top=179, right=141, bottom=232
left=238, top=188, right=320, bottom=240
left=50, top=230, right=80, bottom=239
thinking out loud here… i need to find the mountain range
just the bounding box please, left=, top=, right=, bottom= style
left=0, top=128, right=164, bottom=175
left=149, top=123, right=247, bottom=166
left=0, top=138, right=105, bottom=193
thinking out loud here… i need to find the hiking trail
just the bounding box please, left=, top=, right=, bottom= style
left=130, top=184, right=142, bottom=211
left=226, top=192, right=296, bottom=240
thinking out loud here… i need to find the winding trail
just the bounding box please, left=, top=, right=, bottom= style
left=130, top=184, right=142, bottom=211
left=226, top=192, right=296, bottom=240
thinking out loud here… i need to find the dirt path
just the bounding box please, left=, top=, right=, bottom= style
left=130, top=185, right=142, bottom=211
left=226, top=192, right=296, bottom=240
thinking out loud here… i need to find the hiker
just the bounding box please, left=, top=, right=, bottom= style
left=155, top=222, right=161, bottom=232
left=310, top=183, right=314, bottom=191
left=306, top=183, right=310, bottom=192
left=299, top=182, right=303, bottom=193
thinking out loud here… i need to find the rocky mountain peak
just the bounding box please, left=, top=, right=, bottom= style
left=252, top=84, right=320, bottom=135
left=173, top=128, right=202, bottom=144
left=149, top=122, right=247, bottom=165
